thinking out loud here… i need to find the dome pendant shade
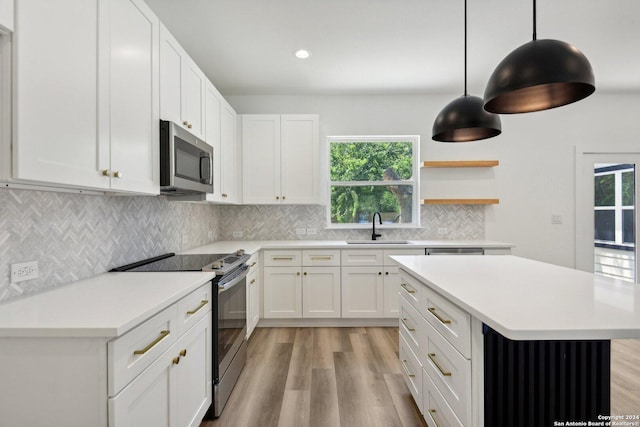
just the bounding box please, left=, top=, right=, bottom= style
left=484, top=39, right=595, bottom=114
left=432, top=95, right=502, bottom=142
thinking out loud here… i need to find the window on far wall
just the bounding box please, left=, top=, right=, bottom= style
left=594, top=163, right=635, bottom=246
left=327, top=136, right=420, bottom=228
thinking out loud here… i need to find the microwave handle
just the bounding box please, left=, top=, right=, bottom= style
left=200, top=152, right=212, bottom=184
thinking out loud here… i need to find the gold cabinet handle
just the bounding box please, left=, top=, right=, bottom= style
left=133, top=330, right=170, bottom=355
left=296, top=272, right=301, bottom=276
left=172, top=356, right=180, bottom=365
left=222, top=193, right=228, bottom=197
left=303, top=272, right=307, bottom=276
left=400, top=283, right=415, bottom=294
left=102, top=169, right=110, bottom=177
left=187, top=124, right=192, bottom=129
left=251, top=262, right=257, bottom=267
left=401, top=318, right=415, bottom=332
left=310, top=256, right=332, bottom=261
left=113, top=171, right=122, bottom=178
left=250, top=278, right=256, bottom=284
left=180, top=349, right=187, bottom=357
left=428, top=409, right=442, bottom=427
left=428, top=353, right=452, bottom=377
left=428, top=307, right=452, bottom=324
left=182, top=120, right=189, bottom=127
left=276, top=196, right=280, bottom=200
left=273, top=257, right=294, bottom=261
left=282, top=196, right=285, bottom=200
left=401, top=359, right=415, bottom=378
left=186, top=300, right=208, bottom=315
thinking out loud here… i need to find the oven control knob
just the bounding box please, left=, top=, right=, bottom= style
left=236, top=249, right=245, bottom=256
left=212, top=260, right=224, bottom=269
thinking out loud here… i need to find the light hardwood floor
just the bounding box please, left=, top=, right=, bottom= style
left=202, top=327, right=426, bottom=427
left=202, top=329, right=640, bottom=427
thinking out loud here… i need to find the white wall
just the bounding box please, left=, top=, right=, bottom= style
left=228, top=91, right=640, bottom=268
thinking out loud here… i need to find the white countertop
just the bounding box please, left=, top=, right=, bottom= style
left=0, top=272, right=215, bottom=338
left=392, top=255, right=640, bottom=341
left=182, top=239, right=513, bottom=255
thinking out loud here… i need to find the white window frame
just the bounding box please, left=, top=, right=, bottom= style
left=326, top=135, right=420, bottom=229
left=594, top=164, right=635, bottom=247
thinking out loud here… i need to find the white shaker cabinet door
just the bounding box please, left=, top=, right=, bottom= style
left=263, top=266, right=302, bottom=318
left=242, top=114, right=280, bottom=204
left=302, top=266, right=341, bottom=318
left=106, top=0, right=159, bottom=194
left=159, top=24, right=183, bottom=125
left=204, top=83, right=222, bottom=201
left=341, top=267, right=385, bottom=318
left=182, top=57, right=205, bottom=139
left=220, top=102, right=238, bottom=203
left=13, top=0, right=106, bottom=189
left=280, top=114, right=319, bottom=204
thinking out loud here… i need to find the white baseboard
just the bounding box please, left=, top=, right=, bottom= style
left=256, top=318, right=399, bottom=328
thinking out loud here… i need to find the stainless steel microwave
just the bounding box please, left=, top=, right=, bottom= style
left=160, top=120, right=213, bottom=195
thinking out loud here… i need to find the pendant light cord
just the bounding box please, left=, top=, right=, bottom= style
left=464, top=0, right=468, bottom=96
left=532, top=0, right=537, bottom=40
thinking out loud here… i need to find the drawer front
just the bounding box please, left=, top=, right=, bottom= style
left=421, top=286, right=471, bottom=358
left=341, top=249, right=384, bottom=266
left=383, top=248, right=424, bottom=266
left=399, top=294, right=422, bottom=353
left=177, top=283, right=212, bottom=335
left=264, top=250, right=302, bottom=267
left=423, top=320, right=471, bottom=425
left=108, top=304, right=179, bottom=396
left=399, top=333, right=423, bottom=414
left=399, top=271, right=421, bottom=310
left=302, top=249, right=341, bottom=266
left=423, top=371, right=465, bottom=427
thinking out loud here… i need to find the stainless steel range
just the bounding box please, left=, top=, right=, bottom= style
left=111, top=250, right=250, bottom=417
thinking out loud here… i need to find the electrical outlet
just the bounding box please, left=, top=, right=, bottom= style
left=296, top=228, right=306, bottom=235
left=438, top=227, right=448, bottom=235
left=11, top=261, right=39, bottom=283
left=306, top=228, right=317, bottom=235
left=232, top=230, right=243, bottom=238
left=551, top=214, right=562, bottom=225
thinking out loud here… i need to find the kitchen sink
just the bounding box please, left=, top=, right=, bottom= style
left=346, top=240, right=409, bottom=244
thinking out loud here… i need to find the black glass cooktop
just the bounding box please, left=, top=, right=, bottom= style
left=127, top=254, right=227, bottom=272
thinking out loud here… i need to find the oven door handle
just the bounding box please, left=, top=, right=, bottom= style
left=218, top=266, right=249, bottom=293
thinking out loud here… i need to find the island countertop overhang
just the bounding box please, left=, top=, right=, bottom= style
left=391, top=255, right=640, bottom=341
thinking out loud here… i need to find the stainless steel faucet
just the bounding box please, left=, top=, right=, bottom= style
left=372, top=212, right=382, bottom=240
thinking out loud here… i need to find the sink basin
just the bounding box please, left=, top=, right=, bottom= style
left=346, top=240, right=409, bottom=244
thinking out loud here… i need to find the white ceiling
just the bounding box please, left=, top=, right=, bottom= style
left=144, top=0, right=640, bottom=96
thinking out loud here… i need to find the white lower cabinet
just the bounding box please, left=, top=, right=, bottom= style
left=246, top=253, right=260, bottom=337
left=400, top=270, right=472, bottom=426
left=109, top=312, right=212, bottom=427
left=341, top=266, right=384, bottom=318
left=263, top=249, right=341, bottom=319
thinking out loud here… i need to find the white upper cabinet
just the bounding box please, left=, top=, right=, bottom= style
left=159, top=24, right=205, bottom=140
left=220, top=101, right=238, bottom=203
left=13, top=0, right=159, bottom=194
left=204, top=82, right=222, bottom=201
left=0, top=0, right=13, bottom=31
left=242, top=114, right=319, bottom=204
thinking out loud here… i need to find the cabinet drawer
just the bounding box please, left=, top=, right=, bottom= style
left=399, top=294, right=422, bottom=353
left=383, top=248, right=424, bottom=266
left=108, top=304, right=179, bottom=396
left=177, top=284, right=212, bottom=335
left=264, top=250, right=302, bottom=266
left=421, top=286, right=471, bottom=358
left=399, top=271, right=421, bottom=310
left=423, top=320, right=471, bottom=425
left=399, top=333, right=423, bottom=414
left=302, top=249, right=340, bottom=266
left=423, top=372, right=465, bottom=427
left=341, top=249, right=383, bottom=266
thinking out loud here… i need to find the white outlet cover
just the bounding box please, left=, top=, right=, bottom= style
left=11, top=261, right=39, bottom=283
left=296, top=228, right=306, bottom=235
left=306, top=228, right=317, bottom=235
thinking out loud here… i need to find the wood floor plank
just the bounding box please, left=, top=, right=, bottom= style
left=365, top=327, right=402, bottom=375
left=384, top=373, right=428, bottom=427
left=309, top=368, right=341, bottom=427
left=285, top=328, right=314, bottom=391
left=334, top=351, right=374, bottom=427
left=312, top=327, right=335, bottom=369
left=611, top=339, right=640, bottom=416
left=278, top=390, right=310, bottom=427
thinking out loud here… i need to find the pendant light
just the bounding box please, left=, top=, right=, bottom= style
left=483, top=0, right=595, bottom=114
left=432, top=0, right=502, bottom=142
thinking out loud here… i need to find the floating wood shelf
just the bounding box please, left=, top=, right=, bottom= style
left=422, top=160, right=499, bottom=168
left=422, top=199, right=500, bottom=205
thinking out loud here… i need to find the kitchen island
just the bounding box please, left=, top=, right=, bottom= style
left=392, top=255, right=640, bottom=427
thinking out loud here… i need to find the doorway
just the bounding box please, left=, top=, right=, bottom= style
left=575, top=147, right=640, bottom=282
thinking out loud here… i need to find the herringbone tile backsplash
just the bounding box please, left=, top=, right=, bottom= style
left=1, top=188, right=483, bottom=305
left=0, top=188, right=219, bottom=304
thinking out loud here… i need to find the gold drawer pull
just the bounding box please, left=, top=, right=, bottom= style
left=187, top=300, right=208, bottom=315
left=428, top=307, right=451, bottom=324
left=310, top=256, right=332, bottom=260
left=250, top=279, right=256, bottom=284
left=251, top=262, right=257, bottom=267
left=133, top=330, right=170, bottom=355
left=401, top=318, right=415, bottom=332
left=428, top=409, right=442, bottom=427
left=172, top=356, right=180, bottom=365
left=401, top=359, right=415, bottom=378
left=400, top=283, right=415, bottom=294
left=273, top=257, right=294, bottom=261
left=428, top=353, right=452, bottom=377
left=180, top=349, right=187, bottom=357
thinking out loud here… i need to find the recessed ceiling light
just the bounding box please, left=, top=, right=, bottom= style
left=294, top=49, right=311, bottom=59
